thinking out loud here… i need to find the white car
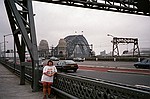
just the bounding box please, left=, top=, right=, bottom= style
left=73, top=57, right=84, bottom=62
left=56, top=60, right=78, bottom=72
left=50, top=56, right=59, bottom=61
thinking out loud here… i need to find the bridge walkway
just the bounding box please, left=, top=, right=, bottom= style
left=0, top=63, right=58, bottom=99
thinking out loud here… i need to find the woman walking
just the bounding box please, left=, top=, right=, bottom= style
left=41, top=60, right=57, bottom=99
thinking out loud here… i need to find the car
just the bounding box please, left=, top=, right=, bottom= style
left=49, top=56, right=59, bottom=61
left=39, top=57, right=45, bottom=60
left=26, top=57, right=32, bottom=62
left=25, top=57, right=44, bottom=66
left=39, top=58, right=44, bottom=66
left=73, top=57, right=85, bottom=62
left=134, top=58, right=150, bottom=69
left=56, top=60, right=78, bottom=72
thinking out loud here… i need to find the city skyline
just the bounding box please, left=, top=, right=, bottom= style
left=0, top=1, right=150, bottom=55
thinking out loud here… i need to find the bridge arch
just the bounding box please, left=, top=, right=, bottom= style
left=65, top=35, right=91, bottom=58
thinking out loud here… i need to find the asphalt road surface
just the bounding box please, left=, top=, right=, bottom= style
left=61, top=61, right=150, bottom=91
left=69, top=70, right=150, bottom=87
left=77, top=61, right=136, bottom=68
left=54, top=60, right=150, bottom=90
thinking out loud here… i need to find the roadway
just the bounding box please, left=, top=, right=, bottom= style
left=54, top=61, right=150, bottom=91
left=69, top=70, right=150, bottom=88
left=77, top=61, right=136, bottom=68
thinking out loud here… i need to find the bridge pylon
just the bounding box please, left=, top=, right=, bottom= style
left=4, top=0, right=39, bottom=92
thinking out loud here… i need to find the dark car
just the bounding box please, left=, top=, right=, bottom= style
left=134, top=58, right=150, bottom=69
left=56, top=60, right=78, bottom=72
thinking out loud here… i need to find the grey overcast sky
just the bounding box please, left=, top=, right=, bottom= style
left=0, top=0, right=150, bottom=55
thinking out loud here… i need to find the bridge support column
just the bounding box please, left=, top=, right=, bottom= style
left=4, top=0, right=39, bottom=91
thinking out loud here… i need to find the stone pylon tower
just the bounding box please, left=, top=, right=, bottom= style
left=39, top=40, right=49, bottom=58
left=57, top=39, right=67, bottom=57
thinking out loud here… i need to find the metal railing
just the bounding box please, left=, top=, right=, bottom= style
left=53, top=73, right=150, bottom=99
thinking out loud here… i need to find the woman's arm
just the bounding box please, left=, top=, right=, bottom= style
left=43, top=71, right=56, bottom=77
left=43, top=72, right=50, bottom=77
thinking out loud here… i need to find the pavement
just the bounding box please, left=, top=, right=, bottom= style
left=0, top=63, right=57, bottom=99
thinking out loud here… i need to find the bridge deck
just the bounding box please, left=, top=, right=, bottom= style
left=0, top=63, right=57, bottom=99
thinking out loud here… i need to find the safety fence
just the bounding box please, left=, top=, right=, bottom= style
left=53, top=73, right=150, bottom=99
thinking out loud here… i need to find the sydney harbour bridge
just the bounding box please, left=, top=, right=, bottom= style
left=64, top=35, right=91, bottom=58
left=50, top=35, right=91, bottom=58
left=3, top=0, right=150, bottom=92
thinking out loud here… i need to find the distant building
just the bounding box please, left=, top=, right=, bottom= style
left=100, top=50, right=106, bottom=56
left=140, top=48, right=150, bottom=56
left=38, top=40, right=50, bottom=58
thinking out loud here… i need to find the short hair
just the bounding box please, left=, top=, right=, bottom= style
left=47, top=60, right=53, bottom=65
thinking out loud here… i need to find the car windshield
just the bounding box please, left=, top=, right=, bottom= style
left=141, top=59, right=150, bottom=63
left=50, top=57, right=56, bottom=59
left=65, top=60, right=76, bottom=64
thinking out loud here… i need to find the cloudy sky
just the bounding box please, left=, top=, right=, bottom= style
left=0, top=0, right=150, bottom=55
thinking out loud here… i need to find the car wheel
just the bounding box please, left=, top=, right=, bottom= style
left=62, top=69, right=67, bottom=72
left=135, top=65, right=138, bottom=68
left=58, top=69, right=62, bottom=72
left=74, top=69, right=77, bottom=72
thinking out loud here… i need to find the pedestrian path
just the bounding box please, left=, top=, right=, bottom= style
left=0, top=63, right=49, bottom=99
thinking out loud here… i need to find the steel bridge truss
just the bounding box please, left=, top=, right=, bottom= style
left=4, top=0, right=39, bottom=91
left=35, top=0, right=150, bottom=16
left=112, top=37, right=140, bottom=56
left=64, top=35, right=91, bottom=58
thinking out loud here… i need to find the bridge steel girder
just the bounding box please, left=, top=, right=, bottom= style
left=112, top=37, right=140, bottom=56
left=34, top=0, right=150, bottom=16
left=64, top=35, right=91, bottom=58
left=4, top=0, right=39, bottom=92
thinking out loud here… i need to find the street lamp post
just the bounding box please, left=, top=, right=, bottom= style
left=107, top=34, right=115, bottom=57
left=4, top=34, right=16, bottom=70
left=0, top=42, right=4, bottom=58
left=4, top=36, right=6, bottom=60
left=0, top=41, right=8, bottom=58
left=13, top=40, right=16, bottom=72
left=4, top=34, right=13, bottom=60
left=0, top=43, right=1, bottom=58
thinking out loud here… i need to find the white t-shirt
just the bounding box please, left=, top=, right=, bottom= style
left=41, top=65, right=57, bottom=82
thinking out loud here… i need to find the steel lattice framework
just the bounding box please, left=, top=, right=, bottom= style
left=64, top=35, right=91, bottom=58
left=4, top=0, right=39, bottom=91
left=112, top=37, right=140, bottom=56
left=35, top=0, right=150, bottom=16
left=4, top=0, right=150, bottom=92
